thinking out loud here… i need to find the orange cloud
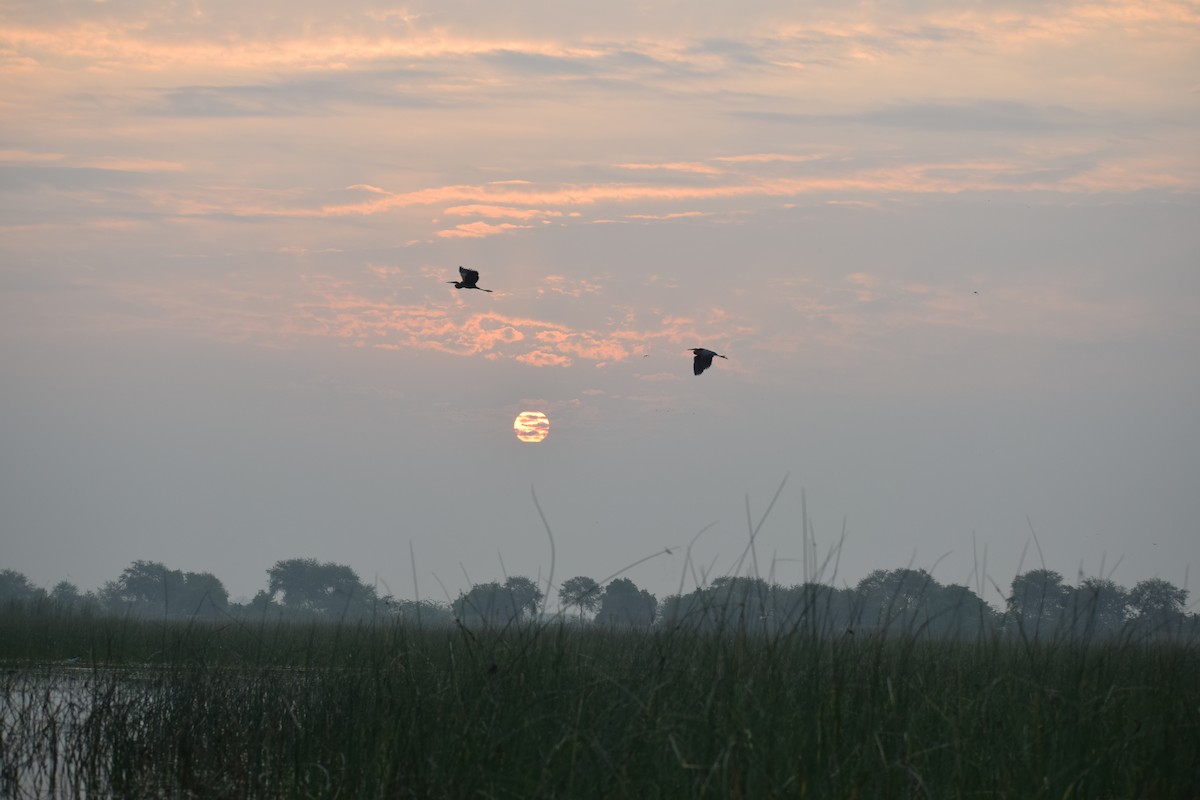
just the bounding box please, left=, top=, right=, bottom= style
left=615, top=162, right=722, bottom=175
left=79, top=157, right=186, bottom=172
left=540, top=275, right=603, bottom=297
left=0, top=23, right=609, bottom=72
left=0, top=149, right=65, bottom=163
left=517, top=350, right=573, bottom=367
left=213, top=154, right=1191, bottom=225
left=436, top=221, right=534, bottom=238
left=443, top=204, right=563, bottom=219
left=286, top=273, right=744, bottom=368
left=460, top=318, right=524, bottom=349
left=627, top=212, right=708, bottom=220
left=555, top=334, right=629, bottom=362
left=714, top=153, right=830, bottom=164
left=846, top=272, right=877, bottom=303
left=530, top=327, right=628, bottom=361
left=6, top=2, right=1197, bottom=108
left=346, top=184, right=391, bottom=195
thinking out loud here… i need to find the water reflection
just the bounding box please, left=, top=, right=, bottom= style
left=1, top=664, right=157, bottom=799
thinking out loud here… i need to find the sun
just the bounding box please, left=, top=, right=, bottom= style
left=514, top=411, right=550, bottom=443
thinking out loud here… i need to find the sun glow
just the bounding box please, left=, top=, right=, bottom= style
left=513, top=411, right=550, bottom=443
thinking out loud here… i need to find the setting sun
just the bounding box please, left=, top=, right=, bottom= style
left=513, top=411, right=550, bottom=443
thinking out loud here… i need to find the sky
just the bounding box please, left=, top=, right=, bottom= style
left=2, top=0, right=1198, bottom=610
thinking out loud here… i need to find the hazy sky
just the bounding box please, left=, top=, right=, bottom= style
left=3, top=1, right=1198, bottom=609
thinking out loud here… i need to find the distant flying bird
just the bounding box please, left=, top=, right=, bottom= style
left=448, top=266, right=493, bottom=292
left=689, top=348, right=727, bottom=376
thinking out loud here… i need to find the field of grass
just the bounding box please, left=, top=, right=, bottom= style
left=2, top=606, right=1198, bottom=798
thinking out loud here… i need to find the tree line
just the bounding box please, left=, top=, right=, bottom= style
left=658, top=568, right=1194, bottom=641
left=1, top=560, right=1194, bottom=641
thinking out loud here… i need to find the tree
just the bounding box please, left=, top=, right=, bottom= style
left=594, top=578, right=657, bottom=628
left=0, top=570, right=44, bottom=604
left=661, top=577, right=779, bottom=632
left=381, top=597, right=454, bottom=627
left=1006, top=569, right=1071, bottom=638
left=267, top=558, right=376, bottom=615
left=176, top=571, right=229, bottom=616
left=452, top=576, right=542, bottom=627
left=855, top=568, right=942, bottom=631
left=849, top=569, right=996, bottom=638
left=454, top=582, right=506, bottom=626
left=245, top=590, right=278, bottom=615
left=774, top=582, right=857, bottom=635
left=559, top=576, right=602, bottom=617
left=50, top=581, right=82, bottom=607
left=110, top=561, right=230, bottom=617
left=503, top=576, right=544, bottom=618
left=96, top=580, right=128, bottom=614
left=118, top=561, right=185, bottom=612
left=708, top=577, right=772, bottom=631
left=1129, top=578, right=1188, bottom=633
left=453, top=578, right=535, bottom=627
left=925, top=584, right=996, bottom=639
left=1069, top=578, right=1128, bottom=638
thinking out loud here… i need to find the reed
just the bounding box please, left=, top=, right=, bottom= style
left=2, top=604, right=1197, bottom=798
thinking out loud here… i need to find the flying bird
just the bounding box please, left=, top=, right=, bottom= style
left=689, top=348, right=727, bottom=376
left=448, top=266, right=493, bottom=292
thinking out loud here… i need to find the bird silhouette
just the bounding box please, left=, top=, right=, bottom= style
left=689, top=348, right=727, bottom=376
left=448, top=266, right=493, bottom=292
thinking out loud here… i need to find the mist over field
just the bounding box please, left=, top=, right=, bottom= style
left=3, top=1, right=1198, bottom=619
left=6, top=7, right=1200, bottom=794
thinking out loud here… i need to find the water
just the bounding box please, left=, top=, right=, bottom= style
left=0, top=665, right=155, bottom=799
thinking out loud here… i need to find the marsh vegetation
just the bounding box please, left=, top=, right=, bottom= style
left=2, top=600, right=1198, bottom=799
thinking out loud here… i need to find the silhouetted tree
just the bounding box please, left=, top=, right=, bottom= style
left=453, top=577, right=543, bottom=627
left=267, top=558, right=376, bottom=616
left=847, top=570, right=996, bottom=638
left=118, top=561, right=185, bottom=612
left=1068, top=578, right=1128, bottom=638
left=1006, top=569, right=1071, bottom=639
left=0, top=570, right=44, bottom=604
left=774, top=582, right=858, bottom=635
left=503, top=576, right=544, bottom=617
left=662, top=577, right=782, bottom=633
left=96, top=580, right=128, bottom=614
left=176, top=571, right=229, bottom=616
left=245, top=590, right=278, bottom=615
left=559, top=576, right=602, bottom=617
left=112, top=561, right=229, bottom=617
left=594, top=578, right=657, bottom=628
left=50, top=581, right=82, bottom=607
left=453, top=582, right=506, bottom=626
left=925, top=583, right=996, bottom=638
left=855, top=568, right=942, bottom=632
left=381, top=597, right=454, bottom=627
left=1129, top=578, right=1188, bottom=635
left=711, top=577, right=772, bottom=628
left=658, top=592, right=694, bottom=628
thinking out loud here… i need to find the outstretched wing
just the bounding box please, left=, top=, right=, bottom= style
left=459, top=266, right=481, bottom=284
left=693, top=353, right=712, bottom=375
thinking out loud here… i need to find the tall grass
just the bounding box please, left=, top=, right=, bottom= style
left=2, top=604, right=1198, bottom=798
